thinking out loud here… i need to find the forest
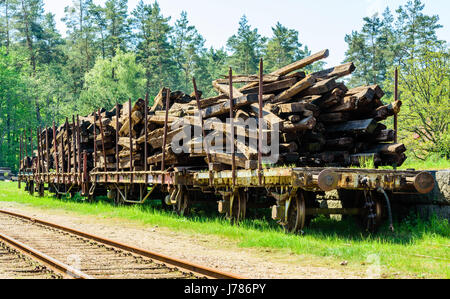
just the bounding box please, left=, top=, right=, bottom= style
left=0, top=0, right=448, bottom=171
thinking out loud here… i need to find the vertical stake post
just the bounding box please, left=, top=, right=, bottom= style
left=93, top=110, right=97, bottom=170
left=19, top=133, right=22, bottom=189
left=76, top=115, right=81, bottom=184
left=52, top=122, right=58, bottom=184
left=82, top=150, right=88, bottom=195
left=65, top=118, right=70, bottom=183
left=98, top=109, right=108, bottom=176
left=193, top=78, right=212, bottom=186
left=116, top=103, right=120, bottom=183
left=29, top=128, right=33, bottom=174
left=144, top=94, right=149, bottom=173
left=258, top=58, right=264, bottom=185
left=36, top=128, right=40, bottom=179
left=394, top=68, right=399, bottom=144
left=39, top=127, right=44, bottom=178
left=72, top=116, right=76, bottom=175
left=229, top=68, right=236, bottom=187
left=61, top=123, right=65, bottom=186
left=45, top=127, right=49, bottom=183
left=161, top=89, right=170, bottom=185
left=128, top=99, right=133, bottom=184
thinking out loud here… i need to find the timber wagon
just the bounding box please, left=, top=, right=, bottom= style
left=17, top=49, right=436, bottom=233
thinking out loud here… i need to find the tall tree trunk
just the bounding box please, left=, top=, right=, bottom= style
left=5, top=0, right=10, bottom=53
left=20, top=0, right=42, bottom=125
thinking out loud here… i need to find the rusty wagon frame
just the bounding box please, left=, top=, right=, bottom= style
left=18, top=164, right=435, bottom=233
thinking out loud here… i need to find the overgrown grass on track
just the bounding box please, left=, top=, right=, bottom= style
left=0, top=181, right=448, bottom=278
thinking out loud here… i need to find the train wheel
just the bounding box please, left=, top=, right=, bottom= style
left=304, top=192, right=319, bottom=227
left=28, top=181, right=35, bottom=196
left=175, top=191, right=191, bottom=216
left=359, top=191, right=384, bottom=233
left=228, top=190, right=247, bottom=225
left=283, top=191, right=306, bottom=234
left=38, top=183, right=45, bottom=197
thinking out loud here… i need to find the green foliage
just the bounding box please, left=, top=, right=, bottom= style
left=80, top=49, right=146, bottom=113
left=344, top=1, right=443, bottom=89
left=264, top=22, right=307, bottom=73
left=384, top=46, right=449, bottom=159
left=132, top=1, right=176, bottom=96
left=227, top=15, right=266, bottom=75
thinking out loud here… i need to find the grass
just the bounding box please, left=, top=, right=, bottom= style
left=383, top=155, right=450, bottom=171
left=0, top=181, right=449, bottom=278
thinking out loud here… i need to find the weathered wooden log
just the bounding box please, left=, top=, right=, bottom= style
left=272, top=75, right=316, bottom=103
left=374, top=129, right=396, bottom=142
left=301, top=78, right=338, bottom=96
left=319, top=112, right=350, bottom=123
left=312, top=62, right=356, bottom=80
left=242, top=77, right=297, bottom=95
left=373, top=101, right=402, bottom=121
left=325, top=137, right=354, bottom=150
left=202, top=94, right=258, bottom=118
left=212, top=81, right=244, bottom=98
left=282, top=116, right=317, bottom=132
left=366, top=143, right=406, bottom=155
left=326, top=119, right=378, bottom=135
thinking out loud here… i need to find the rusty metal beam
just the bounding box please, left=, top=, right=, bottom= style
left=394, top=67, right=398, bottom=144
left=36, top=128, right=40, bottom=177
left=45, top=127, right=49, bottom=183
left=29, top=128, right=33, bottom=172
left=144, top=94, right=148, bottom=173
left=83, top=151, right=88, bottom=195
left=229, top=68, right=236, bottom=187
left=97, top=109, right=107, bottom=175
left=39, top=127, right=44, bottom=177
left=19, top=133, right=22, bottom=188
left=116, top=103, right=120, bottom=183
left=258, top=58, right=264, bottom=185
left=76, top=115, right=81, bottom=183
left=193, top=78, right=212, bottom=186
left=52, top=122, right=58, bottom=183
left=93, top=111, right=97, bottom=170
left=65, top=118, right=70, bottom=175
left=72, top=116, right=76, bottom=174
left=61, top=123, right=65, bottom=186
left=128, top=98, right=133, bottom=183
left=161, top=89, right=170, bottom=182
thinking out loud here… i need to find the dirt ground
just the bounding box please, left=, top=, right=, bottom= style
left=0, top=201, right=368, bottom=279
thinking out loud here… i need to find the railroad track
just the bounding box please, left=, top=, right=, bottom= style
left=0, top=209, right=243, bottom=279
left=0, top=239, right=61, bottom=279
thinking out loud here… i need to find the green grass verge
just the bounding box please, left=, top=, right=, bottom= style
left=0, top=181, right=449, bottom=278
left=383, top=155, right=450, bottom=171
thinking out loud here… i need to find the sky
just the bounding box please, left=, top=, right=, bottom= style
left=43, top=0, right=450, bottom=67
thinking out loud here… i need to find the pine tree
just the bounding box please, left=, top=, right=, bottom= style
left=172, top=11, right=206, bottom=92
left=131, top=1, right=176, bottom=97
left=396, top=0, right=443, bottom=60
left=104, top=0, right=129, bottom=57
left=227, top=15, right=266, bottom=75
left=0, top=0, right=17, bottom=52
left=264, top=22, right=306, bottom=73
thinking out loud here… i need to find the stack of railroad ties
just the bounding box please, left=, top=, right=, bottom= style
left=30, top=49, right=406, bottom=175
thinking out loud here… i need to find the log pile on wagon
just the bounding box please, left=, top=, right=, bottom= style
left=26, top=49, right=406, bottom=174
